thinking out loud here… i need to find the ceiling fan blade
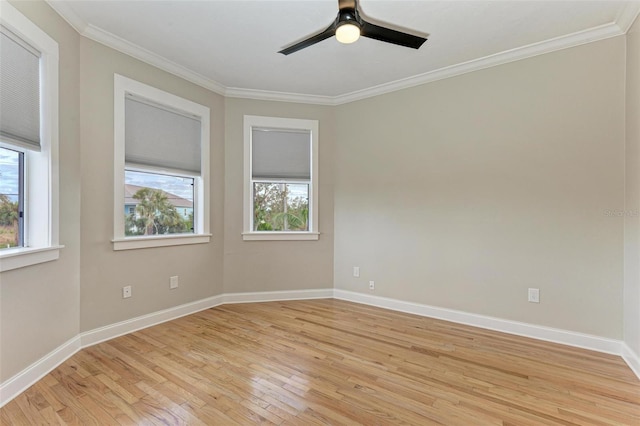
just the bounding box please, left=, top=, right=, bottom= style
left=360, top=20, right=427, bottom=50
left=278, top=24, right=336, bottom=55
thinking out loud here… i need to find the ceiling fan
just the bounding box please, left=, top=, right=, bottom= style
left=278, top=0, right=428, bottom=55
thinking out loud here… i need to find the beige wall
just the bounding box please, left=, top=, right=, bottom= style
left=625, top=16, right=640, bottom=356
left=0, top=1, right=81, bottom=381
left=223, top=98, right=334, bottom=293
left=79, top=38, right=225, bottom=331
left=334, top=37, right=626, bottom=338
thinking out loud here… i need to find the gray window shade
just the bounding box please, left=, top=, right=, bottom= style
left=125, top=97, right=201, bottom=173
left=252, top=128, right=310, bottom=180
left=0, top=27, right=41, bottom=151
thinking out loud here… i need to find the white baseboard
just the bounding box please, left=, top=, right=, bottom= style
left=80, top=294, right=225, bottom=347
left=80, top=289, right=333, bottom=348
left=223, top=288, right=333, bottom=304
left=333, top=289, right=624, bottom=356
left=2, top=288, right=636, bottom=408
left=622, top=343, right=640, bottom=379
left=0, top=336, right=81, bottom=407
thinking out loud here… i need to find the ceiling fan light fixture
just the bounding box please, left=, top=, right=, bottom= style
left=336, top=22, right=360, bottom=44
left=278, top=0, right=427, bottom=55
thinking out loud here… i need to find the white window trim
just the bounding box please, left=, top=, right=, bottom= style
left=113, top=74, right=210, bottom=250
left=243, top=115, right=319, bottom=241
left=0, top=2, right=61, bottom=272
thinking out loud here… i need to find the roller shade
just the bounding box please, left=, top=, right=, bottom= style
left=125, top=96, right=201, bottom=173
left=0, top=26, right=41, bottom=151
left=252, top=128, right=310, bottom=180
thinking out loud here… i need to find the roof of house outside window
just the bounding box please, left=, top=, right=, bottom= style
left=124, top=184, right=193, bottom=209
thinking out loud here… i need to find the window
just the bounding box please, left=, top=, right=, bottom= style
left=124, top=170, right=194, bottom=236
left=0, top=147, right=23, bottom=250
left=113, top=74, right=210, bottom=250
left=243, top=116, right=319, bottom=241
left=0, top=2, right=60, bottom=272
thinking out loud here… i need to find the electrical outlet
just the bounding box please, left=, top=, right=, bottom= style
left=369, top=280, right=375, bottom=290
left=122, top=285, right=132, bottom=299
left=170, top=276, right=179, bottom=289
left=353, top=267, right=360, bottom=277
left=528, top=288, right=540, bottom=303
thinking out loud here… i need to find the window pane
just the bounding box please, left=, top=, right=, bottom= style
left=124, top=170, right=194, bottom=236
left=253, top=182, right=309, bottom=231
left=0, top=147, right=22, bottom=249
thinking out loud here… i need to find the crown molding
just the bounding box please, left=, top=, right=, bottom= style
left=616, top=1, right=640, bottom=33
left=46, top=1, right=225, bottom=96
left=46, top=0, right=87, bottom=33
left=332, top=21, right=625, bottom=105
left=225, top=86, right=336, bottom=106
left=46, top=0, right=638, bottom=106
left=82, top=24, right=226, bottom=96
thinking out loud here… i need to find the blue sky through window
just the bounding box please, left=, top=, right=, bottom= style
left=0, top=147, right=19, bottom=202
left=125, top=170, right=194, bottom=201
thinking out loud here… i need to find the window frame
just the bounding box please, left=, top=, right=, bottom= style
left=113, top=74, right=210, bottom=250
left=0, top=2, right=61, bottom=272
left=243, top=115, right=319, bottom=241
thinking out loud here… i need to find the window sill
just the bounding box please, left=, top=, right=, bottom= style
left=112, top=234, right=211, bottom=251
left=242, top=232, right=320, bottom=241
left=0, top=245, right=64, bottom=272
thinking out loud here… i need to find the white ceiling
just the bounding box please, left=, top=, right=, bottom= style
left=49, top=0, right=640, bottom=104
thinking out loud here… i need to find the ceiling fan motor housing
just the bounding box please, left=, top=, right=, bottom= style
left=336, top=9, right=361, bottom=30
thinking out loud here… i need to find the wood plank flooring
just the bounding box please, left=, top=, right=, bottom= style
left=1, top=299, right=639, bottom=425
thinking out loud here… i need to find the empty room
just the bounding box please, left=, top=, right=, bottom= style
left=1, top=0, right=639, bottom=424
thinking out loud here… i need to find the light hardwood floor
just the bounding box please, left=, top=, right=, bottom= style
left=1, top=299, right=639, bottom=425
